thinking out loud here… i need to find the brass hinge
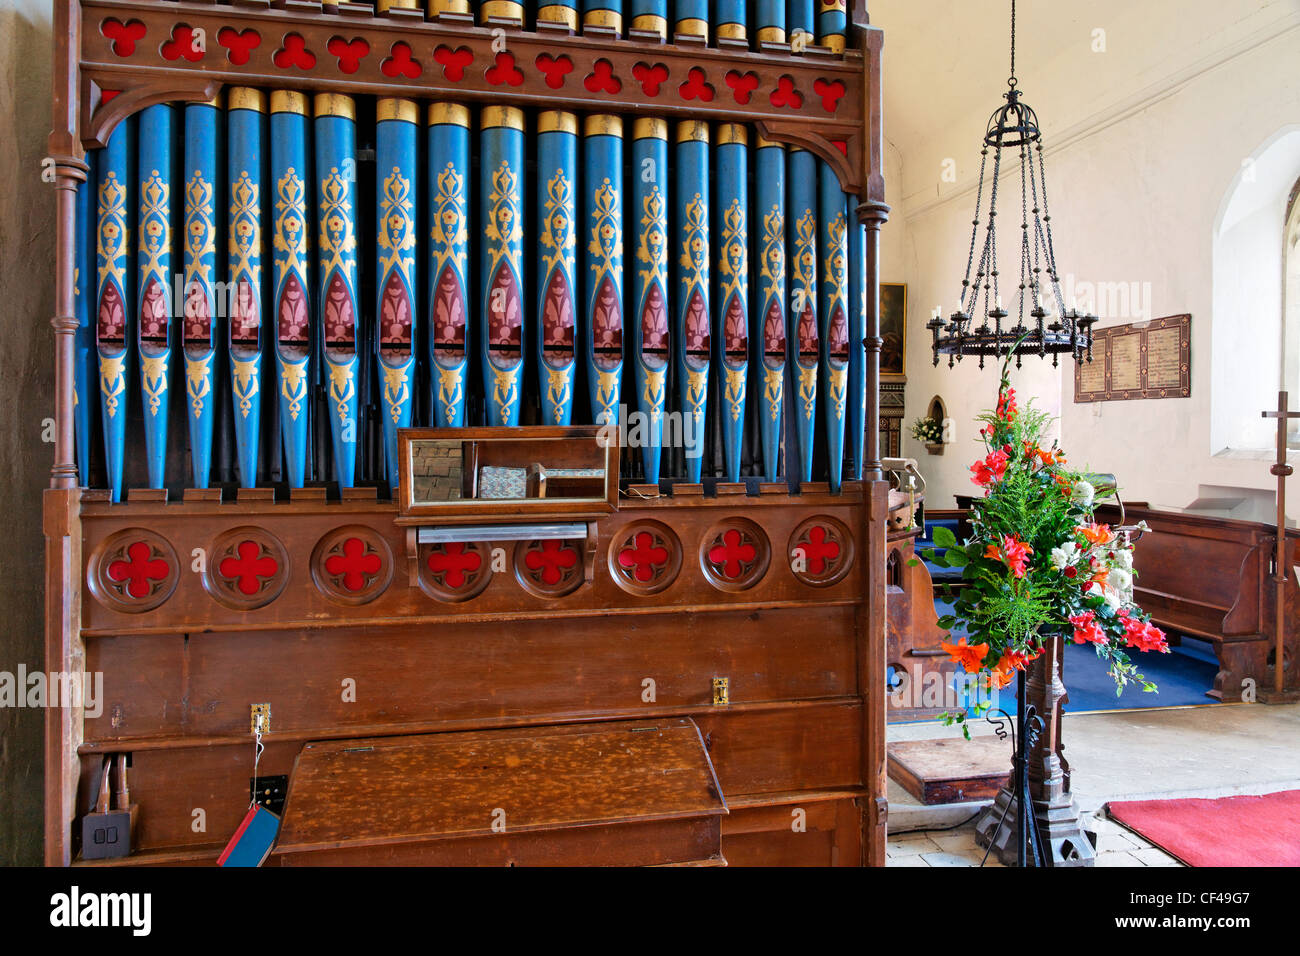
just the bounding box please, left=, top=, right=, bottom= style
left=712, top=677, right=729, bottom=706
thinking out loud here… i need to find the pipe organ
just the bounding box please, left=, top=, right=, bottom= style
left=46, top=0, right=891, bottom=867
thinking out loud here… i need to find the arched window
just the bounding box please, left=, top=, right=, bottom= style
left=1211, top=128, right=1300, bottom=454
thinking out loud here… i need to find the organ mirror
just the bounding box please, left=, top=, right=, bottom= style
left=398, top=426, right=618, bottom=517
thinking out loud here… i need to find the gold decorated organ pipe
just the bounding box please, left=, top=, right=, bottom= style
left=74, top=152, right=95, bottom=488
left=756, top=136, right=788, bottom=482
left=757, top=1, right=786, bottom=44
left=227, top=88, right=265, bottom=490
left=481, top=105, right=526, bottom=427
left=314, top=93, right=361, bottom=488
left=481, top=1, right=524, bottom=25
left=674, top=0, right=706, bottom=41
left=819, top=161, right=850, bottom=492
left=583, top=114, right=625, bottom=427
left=427, top=102, right=471, bottom=428
left=716, top=0, right=747, bottom=43
left=789, top=0, right=814, bottom=40
left=848, top=213, right=868, bottom=480
left=96, top=117, right=133, bottom=502
left=818, top=0, right=848, bottom=53
left=427, top=0, right=470, bottom=15
left=788, top=145, right=819, bottom=482
left=136, top=103, right=173, bottom=490
left=676, top=120, right=710, bottom=480
left=536, top=110, right=578, bottom=425
left=632, top=118, right=669, bottom=482
left=539, top=3, right=580, bottom=31
left=182, top=99, right=219, bottom=489
left=375, top=98, right=419, bottom=492
left=628, top=0, right=666, bottom=38
left=270, top=90, right=311, bottom=489
left=716, top=123, right=749, bottom=481
left=584, top=1, right=623, bottom=36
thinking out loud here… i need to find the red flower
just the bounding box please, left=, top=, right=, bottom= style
left=1118, top=609, right=1169, bottom=653
left=985, top=535, right=1033, bottom=578
left=970, top=448, right=1010, bottom=486
left=996, top=387, right=1017, bottom=421
left=1069, top=611, right=1107, bottom=645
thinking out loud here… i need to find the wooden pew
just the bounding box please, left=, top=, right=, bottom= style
left=886, top=526, right=963, bottom=721
left=1094, top=503, right=1299, bottom=700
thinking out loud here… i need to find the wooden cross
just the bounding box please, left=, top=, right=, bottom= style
left=1262, top=391, right=1298, bottom=694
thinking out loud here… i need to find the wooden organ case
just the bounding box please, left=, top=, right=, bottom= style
left=45, top=0, right=891, bottom=866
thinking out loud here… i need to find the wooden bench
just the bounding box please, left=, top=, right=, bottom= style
left=1094, top=503, right=1298, bottom=700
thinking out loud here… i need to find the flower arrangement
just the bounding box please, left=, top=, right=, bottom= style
left=921, top=352, right=1169, bottom=732
left=910, top=416, right=945, bottom=445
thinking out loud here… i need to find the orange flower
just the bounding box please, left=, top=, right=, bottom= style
left=1077, top=523, right=1114, bottom=546
left=987, top=657, right=1016, bottom=689
left=941, top=636, right=990, bottom=673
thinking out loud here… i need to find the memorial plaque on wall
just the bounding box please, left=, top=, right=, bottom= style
left=1073, top=314, right=1191, bottom=402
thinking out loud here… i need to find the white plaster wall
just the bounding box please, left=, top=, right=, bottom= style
left=890, top=21, right=1300, bottom=518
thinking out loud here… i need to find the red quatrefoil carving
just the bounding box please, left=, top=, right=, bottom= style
left=274, top=33, right=317, bottom=71
left=107, top=541, right=171, bottom=598
left=524, top=540, right=579, bottom=586
left=327, top=36, right=369, bottom=74
left=427, top=542, right=482, bottom=589
left=813, top=77, right=846, bottom=113
left=485, top=51, right=524, bottom=86
left=584, top=59, right=621, bottom=95
left=102, top=18, right=147, bottom=57
left=220, top=541, right=280, bottom=596
left=619, top=532, right=668, bottom=584
left=382, top=42, right=421, bottom=78
left=795, top=526, right=841, bottom=575
left=161, top=25, right=205, bottom=63
left=324, top=537, right=382, bottom=592
left=632, top=62, right=669, bottom=97
left=434, top=44, right=473, bottom=81
left=535, top=53, right=573, bottom=89
left=679, top=67, right=714, bottom=102
left=708, top=529, right=757, bottom=580
left=218, top=27, right=261, bottom=65
left=771, top=75, right=803, bottom=109
left=725, top=70, right=759, bottom=105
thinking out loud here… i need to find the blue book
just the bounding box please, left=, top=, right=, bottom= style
left=217, top=805, right=280, bottom=867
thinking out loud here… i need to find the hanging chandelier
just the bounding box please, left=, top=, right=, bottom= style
left=929, top=0, right=1097, bottom=369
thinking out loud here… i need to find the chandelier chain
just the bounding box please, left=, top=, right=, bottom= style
left=1009, top=0, right=1017, bottom=87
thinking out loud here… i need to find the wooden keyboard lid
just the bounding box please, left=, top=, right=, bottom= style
left=274, top=718, right=727, bottom=855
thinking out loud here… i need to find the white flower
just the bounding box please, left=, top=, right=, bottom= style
left=1072, top=480, right=1095, bottom=508
left=1103, top=586, right=1124, bottom=610
left=1109, top=567, right=1133, bottom=600
left=1050, top=541, right=1079, bottom=569
left=1111, top=548, right=1133, bottom=571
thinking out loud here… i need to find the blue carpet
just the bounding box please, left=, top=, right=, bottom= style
left=930, top=599, right=1220, bottom=713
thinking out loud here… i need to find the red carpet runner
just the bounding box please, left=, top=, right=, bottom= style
left=1107, top=790, right=1300, bottom=867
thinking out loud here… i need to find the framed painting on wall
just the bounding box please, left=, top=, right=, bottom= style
left=880, top=282, right=907, bottom=378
